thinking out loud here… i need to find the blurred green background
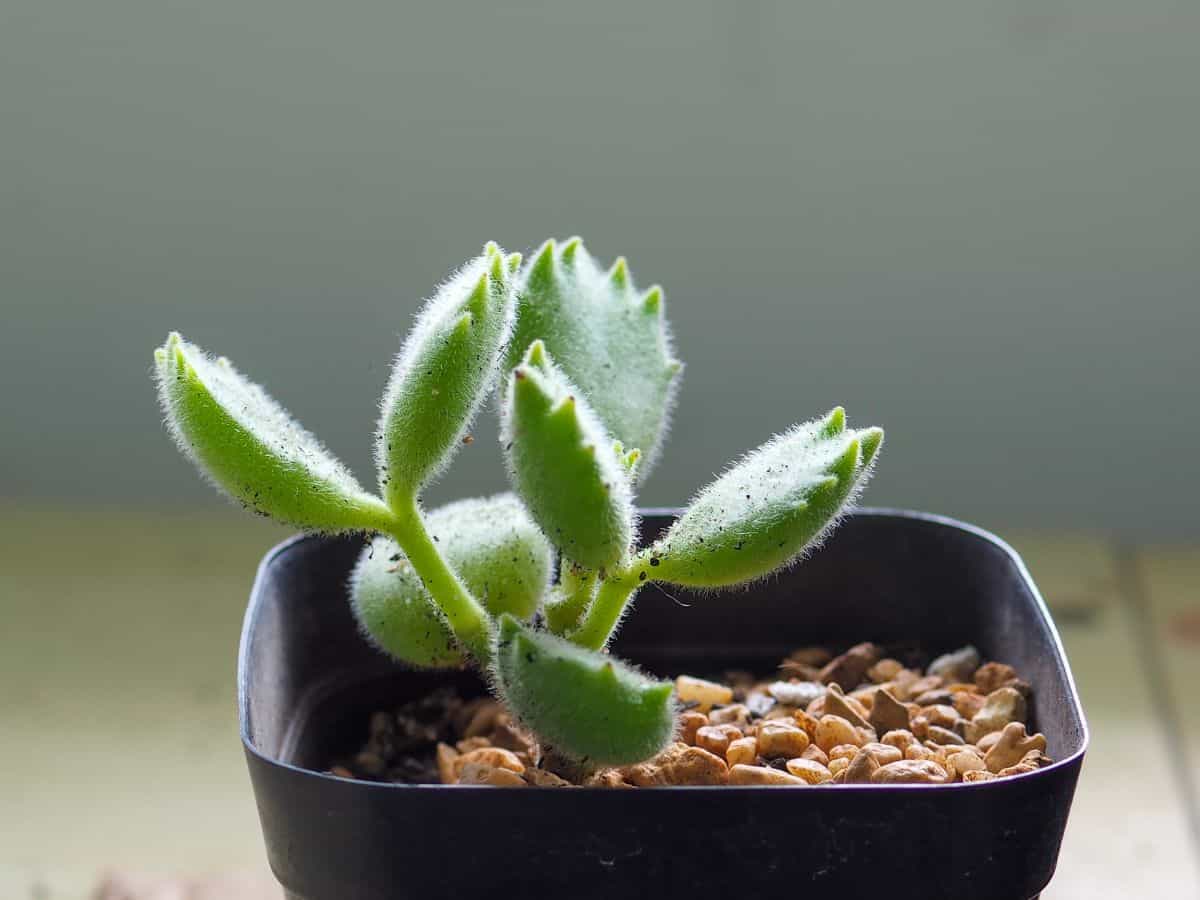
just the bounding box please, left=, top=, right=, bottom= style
left=3, top=0, right=1197, bottom=536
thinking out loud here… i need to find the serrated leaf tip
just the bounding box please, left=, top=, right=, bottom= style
left=560, top=236, right=582, bottom=264
left=829, top=437, right=862, bottom=482
left=489, top=251, right=506, bottom=283
left=823, top=407, right=846, bottom=436
left=465, top=270, right=491, bottom=316
left=860, top=427, right=884, bottom=466
left=609, top=257, right=629, bottom=290
left=522, top=339, right=548, bottom=368
left=550, top=395, right=578, bottom=423
left=642, top=286, right=663, bottom=314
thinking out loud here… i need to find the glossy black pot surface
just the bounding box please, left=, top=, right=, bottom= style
left=239, top=509, right=1088, bottom=900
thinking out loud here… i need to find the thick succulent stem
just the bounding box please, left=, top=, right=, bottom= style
left=568, top=567, right=643, bottom=650
left=544, top=559, right=598, bottom=634
left=387, top=497, right=494, bottom=663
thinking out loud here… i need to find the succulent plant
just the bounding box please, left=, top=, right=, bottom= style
left=154, top=238, right=883, bottom=767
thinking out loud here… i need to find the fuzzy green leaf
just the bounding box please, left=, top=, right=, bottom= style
left=376, top=243, right=518, bottom=504
left=153, top=332, right=389, bottom=532
left=351, top=538, right=465, bottom=668
left=642, top=408, right=883, bottom=588
left=351, top=493, right=553, bottom=668
left=507, top=238, right=681, bottom=478
left=501, top=341, right=634, bottom=570
left=493, top=614, right=676, bottom=765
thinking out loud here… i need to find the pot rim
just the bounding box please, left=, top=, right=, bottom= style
left=237, top=506, right=1090, bottom=792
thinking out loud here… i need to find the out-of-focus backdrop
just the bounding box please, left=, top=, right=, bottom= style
left=2, top=1, right=1198, bottom=898
left=3, top=0, right=1198, bottom=536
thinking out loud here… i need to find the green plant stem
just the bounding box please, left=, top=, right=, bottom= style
left=568, top=564, right=645, bottom=650
left=544, top=560, right=597, bottom=634
left=387, top=497, right=494, bottom=663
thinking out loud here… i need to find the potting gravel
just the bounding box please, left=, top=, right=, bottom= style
left=330, top=642, right=1051, bottom=787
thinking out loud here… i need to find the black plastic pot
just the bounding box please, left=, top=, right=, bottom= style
left=239, top=509, right=1087, bottom=900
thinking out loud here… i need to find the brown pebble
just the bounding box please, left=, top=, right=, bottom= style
left=923, top=704, right=961, bottom=730
left=815, top=715, right=864, bottom=752
left=785, top=758, right=834, bottom=784
left=678, top=710, right=708, bottom=745
left=801, top=744, right=830, bottom=766
left=844, top=749, right=880, bottom=784
left=927, top=725, right=966, bottom=745
left=818, top=643, right=883, bottom=687
left=867, top=658, right=904, bottom=683
left=787, top=647, right=835, bottom=668
left=907, top=674, right=945, bottom=696
left=871, top=759, right=950, bottom=784
left=459, top=762, right=526, bottom=786
left=861, top=742, right=903, bottom=765
left=584, top=769, right=632, bottom=788
left=824, top=685, right=872, bottom=729
left=622, top=743, right=730, bottom=786
left=729, top=764, right=807, bottom=786
left=914, top=689, right=954, bottom=706
left=953, top=691, right=987, bottom=719
left=974, top=661, right=1019, bottom=694
left=927, top=645, right=981, bottom=684
left=869, top=688, right=911, bottom=734
left=696, top=724, right=743, bottom=757
left=709, top=704, right=752, bottom=729
left=525, top=768, right=574, bottom=787
left=963, top=769, right=999, bottom=782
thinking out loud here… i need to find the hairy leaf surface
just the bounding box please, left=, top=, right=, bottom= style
left=154, top=332, right=388, bottom=532
left=493, top=615, right=676, bottom=765
left=643, top=408, right=883, bottom=588
left=506, top=238, right=681, bottom=477
left=377, top=243, right=517, bottom=503
left=351, top=494, right=553, bottom=668
left=501, top=341, right=634, bottom=570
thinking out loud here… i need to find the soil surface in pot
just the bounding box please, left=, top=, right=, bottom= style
left=327, top=642, right=1051, bottom=787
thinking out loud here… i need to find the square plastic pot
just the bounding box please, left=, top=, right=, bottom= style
left=239, top=509, right=1088, bottom=900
